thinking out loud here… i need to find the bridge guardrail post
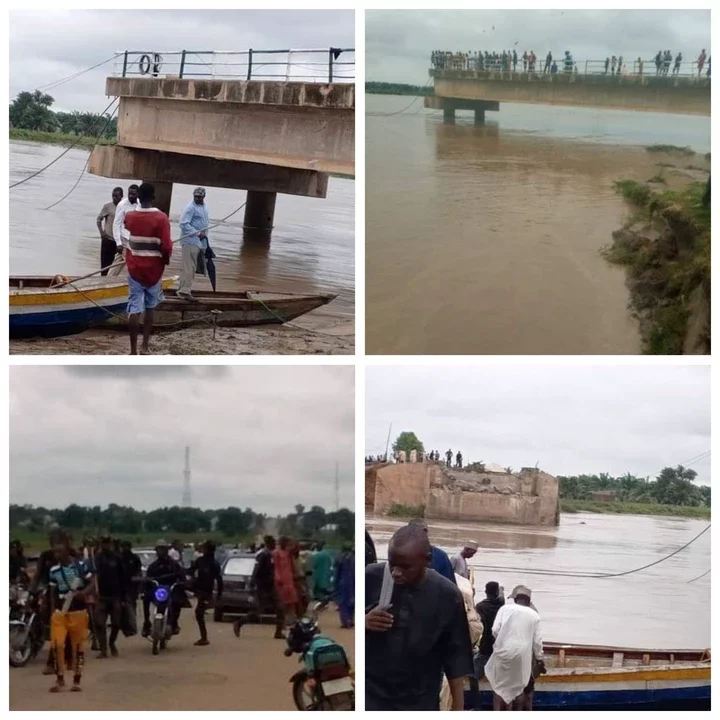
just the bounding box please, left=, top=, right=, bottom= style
left=179, top=50, right=186, bottom=79
left=122, top=50, right=128, bottom=78
left=247, top=49, right=253, bottom=81
left=329, top=48, right=334, bottom=83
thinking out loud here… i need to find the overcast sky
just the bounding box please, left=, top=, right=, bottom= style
left=367, top=10, right=711, bottom=84
left=9, top=10, right=354, bottom=112
left=366, top=365, right=710, bottom=485
left=10, top=366, right=354, bottom=513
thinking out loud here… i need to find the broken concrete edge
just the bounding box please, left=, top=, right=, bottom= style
left=106, top=77, right=355, bottom=109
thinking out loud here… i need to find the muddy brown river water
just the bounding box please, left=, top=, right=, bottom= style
left=9, top=140, right=354, bottom=354
left=367, top=513, right=710, bottom=649
left=366, top=95, right=710, bottom=355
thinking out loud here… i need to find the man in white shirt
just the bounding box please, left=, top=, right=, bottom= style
left=485, top=585, right=545, bottom=710
left=113, top=184, right=140, bottom=249
left=451, top=541, right=478, bottom=579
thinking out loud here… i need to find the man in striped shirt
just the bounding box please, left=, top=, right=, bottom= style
left=122, top=182, right=173, bottom=355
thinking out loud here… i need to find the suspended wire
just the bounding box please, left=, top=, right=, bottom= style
left=687, top=569, right=710, bottom=584
left=34, top=53, right=121, bottom=93
left=44, top=102, right=120, bottom=210
left=367, top=78, right=434, bottom=117
left=9, top=97, right=118, bottom=190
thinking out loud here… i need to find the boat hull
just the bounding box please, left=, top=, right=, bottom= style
left=464, top=665, right=710, bottom=711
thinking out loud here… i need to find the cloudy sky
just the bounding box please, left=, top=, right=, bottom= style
left=367, top=10, right=711, bottom=83
left=9, top=10, right=354, bottom=112
left=366, top=365, right=710, bottom=484
left=10, top=366, right=354, bottom=513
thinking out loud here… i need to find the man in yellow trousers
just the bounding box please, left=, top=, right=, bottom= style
left=47, top=534, right=96, bottom=693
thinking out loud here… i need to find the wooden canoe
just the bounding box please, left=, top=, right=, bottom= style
left=94, top=288, right=337, bottom=331
left=464, top=641, right=710, bottom=710
left=9, top=275, right=176, bottom=339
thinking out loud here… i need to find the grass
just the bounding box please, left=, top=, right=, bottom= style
left=386, top=503, right=425, bottom=518
left=646, top=144, right=696, bottom=156
left=561, top=499, right=710, bottom=519
left=9, top=128, right=116, bottom=148
left=647, top=173, right=667, bottom=184
left=605, top=178, right=710, bottom=354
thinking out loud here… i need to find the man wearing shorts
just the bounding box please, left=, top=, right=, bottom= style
left=122, top=182, right=173, bottom=355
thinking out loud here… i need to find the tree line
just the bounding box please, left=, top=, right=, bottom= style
left=9, top=90, right=118, bottom=138
left=9, top=503, right=354, bottom=542
left=558, top=466, right=710, bottom=507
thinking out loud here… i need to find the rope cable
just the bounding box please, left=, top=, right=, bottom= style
left=34, top=53, right=121, bottom=93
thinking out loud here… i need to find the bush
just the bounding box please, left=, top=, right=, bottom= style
left=386, top=504, right=425, bottom=518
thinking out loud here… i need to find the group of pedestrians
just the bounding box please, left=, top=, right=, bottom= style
left=365, top=522, right=545, bottom=710
left=430, top=49, right=573, bottom=74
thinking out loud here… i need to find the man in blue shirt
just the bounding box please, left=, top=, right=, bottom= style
left=408, top=519, right=457, bottom=585
left=177, top=187, right=209, bottom=301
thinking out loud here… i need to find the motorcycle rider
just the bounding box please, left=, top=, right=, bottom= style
left=188, top=540, right=223, bottom=646
left=141, top=539, right=187, bottom=637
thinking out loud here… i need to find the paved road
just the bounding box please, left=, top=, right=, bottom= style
left=9, top=608, right=355, bottom=711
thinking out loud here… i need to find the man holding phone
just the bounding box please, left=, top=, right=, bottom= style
left=365, top=524, right=474, bottom=711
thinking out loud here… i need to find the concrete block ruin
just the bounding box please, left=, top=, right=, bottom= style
left=367, top=462, right=560, bottom=526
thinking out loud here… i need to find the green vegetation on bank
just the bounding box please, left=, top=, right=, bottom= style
left=605, top=176, right=711, bottom=354
left=366, top=81, right=433, bottom=96
left=561, top=499, right=710, bottom=519
left=10, top=128, right=115, bottom=147
left=386, top=503, right=426, bottom=518
left=10, top=502, right=354, bottom=552
left=646, top=144, right=696, bottom=156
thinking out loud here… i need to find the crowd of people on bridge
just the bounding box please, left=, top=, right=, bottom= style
left=365, top=448, right=465, bottom=468
left=431, top=48, right=710, bottom=78
left=10, top=530, right=355, bottom=693
left=365, top=522, right=545, bottom=710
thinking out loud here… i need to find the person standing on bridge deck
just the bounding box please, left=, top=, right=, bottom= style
left=365, top=524, right=473, bottom=710
left=93, top=536, right=125, bottom=659
left=637, top=57, right=644, bottom=76
left=604, top=57, right=610, bottom=74
left=456, top=450, right=463, bottom=468
left=484, top=585, right=545, bottom=710
left=178, top=187, right=210, bottom=302
left=451, top=540, right=478, bottom=579
left=654, top=50, right=662, bottom=75
left=96, top=187, right=123, bottom=276
left=663, top=51, right=672, bottom=75
left=544, top=51, right=552, bottom=74
left=122, top=182, right=173, bottom=355
left=698, top=49, right=707, bottom=76
left=112, top=184, right=139, bottom=251
left=445, top=448, right=453, bottom=468
left=188, top=540, right=223, bottom=646
left=512, top=50, right=518, bottom=72
left=610, top=56, right=617, bottom=75
left=522, top=50, right=528, bottom=72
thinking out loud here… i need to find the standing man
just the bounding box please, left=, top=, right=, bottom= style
left=234, top=536, right=285, bottom=640
left=451, top=540, right=478, bottom=579
left=474, top=581, right=505, bottom=680
left=122, top=182, right=173, bottom=355
left=365, top=525, right=473, bottom=710
left=544, top=51, right=552, bottom=74
left=96, top=187, right=123, bottom=275
left=456, top=450, right=463, bottom=468
left=673, top=52, right=683, bottom=75
left=484, top=585, right=545, bottom=710
left=273, top=537, right=300, bottom=623
left=334, top=542, right=355, bottom=629
left=312, top=541, right=334, bottom=606
left=93, top=536, right=125, bottom=659
left=188, top=540, right=223, bottom=646
left=119, top=540, right=142, bottom=630
left=112, top=183, right=139, bottom=250
left=408, top=519, right=456, bottom=584
left=177, top=187, right=209, bottom=301
left=47, top=533, right=96, bottom=693
left=445, top=449, right=453, bottom=468
left=698, top=49, right=707, bottom=76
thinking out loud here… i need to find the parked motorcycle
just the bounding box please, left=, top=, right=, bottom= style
left=284, top=607, right=354, bottom=711
left=144, top=577, right=185, bottom=655
left=9, top=584, right=45, bottom=667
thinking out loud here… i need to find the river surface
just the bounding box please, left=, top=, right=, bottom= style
left=9, top=140, right=354, bottom=334
left=366, top=95, right=711, bottom=354
left=367, top=513, right=711, bottom=649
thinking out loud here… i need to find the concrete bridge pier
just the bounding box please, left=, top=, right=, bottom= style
left=424, top=95, right=499, bottom=124
left=151, top=180, right=173, bottom=217
left=244, top=190, right=277, bottom=231
left=443, top=107, right=455, bottom=123
left=474, top=108, right=485, bottom=124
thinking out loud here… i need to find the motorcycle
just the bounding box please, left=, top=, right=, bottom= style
left=144, top=577, right=185, bottom=656
left=283, top=606, right=354, bottom=711
left=9, top=584, right=46, bottom=667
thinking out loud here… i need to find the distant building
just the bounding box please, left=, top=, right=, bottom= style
left=590, top=490, right=617, bottom=502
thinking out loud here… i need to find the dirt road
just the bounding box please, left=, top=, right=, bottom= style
left=9, top=610, right=355, bottom=711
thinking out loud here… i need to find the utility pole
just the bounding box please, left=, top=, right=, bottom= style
left=384, top=422, right=393, bottom=462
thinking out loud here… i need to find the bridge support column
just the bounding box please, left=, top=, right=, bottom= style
left=474, top=108, right=485, bottom=124
left=150, top=180, right=173, bottom=216
left=244, top=190, right=277, bottom=231
left=443, top=107, right=455, bottom=123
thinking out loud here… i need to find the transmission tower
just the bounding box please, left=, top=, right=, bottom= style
left=182, top=445, right=192, bottom=507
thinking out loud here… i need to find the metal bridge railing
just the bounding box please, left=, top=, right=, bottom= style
left=113, top=48, right=355, bottom=83
left=430, top=55, right=710, bottom=79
